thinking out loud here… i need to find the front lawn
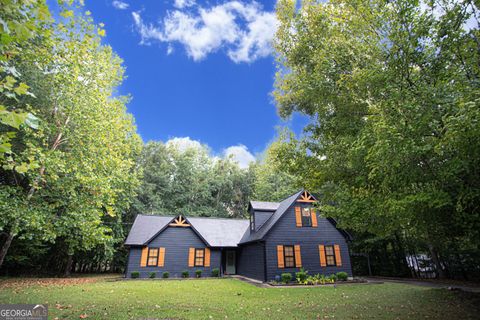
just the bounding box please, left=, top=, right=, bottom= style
left=0, top=276, right=478, bottom=319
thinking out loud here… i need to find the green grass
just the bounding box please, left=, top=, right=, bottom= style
left=0, top=277, right=479, bottom=319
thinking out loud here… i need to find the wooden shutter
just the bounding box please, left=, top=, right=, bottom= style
left=294, top=245, right=302, bottom=267
left=295, top=207, right=302, bottom=227
left=334, top=244, right=342, bottom=266
left=188, top=248, right=195, bottom=267
left=277, top=245, right=284, bottom=268
left=140, top=247, right=148, bottom=267
left=157, top=247, right=165, bottom=267
left=311, top=208, right=318, bottom=227
left=319, top=245, right=326, bottom=267
left=204, top=248, right=211, bottom=267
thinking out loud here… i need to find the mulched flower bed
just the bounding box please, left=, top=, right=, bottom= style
left=268, top=279, right=368, bottom=287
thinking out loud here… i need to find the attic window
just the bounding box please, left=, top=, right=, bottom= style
left=250, top=214, right=254, bottom=231
left=301, top=207, right=312, bottom=227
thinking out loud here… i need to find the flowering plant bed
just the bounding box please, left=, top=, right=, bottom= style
left=268, top=278, right=367, bottom=286
left=268, top=270, right=365, bottom=286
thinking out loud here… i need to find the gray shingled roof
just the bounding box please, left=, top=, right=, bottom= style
left=249, top=201, right=280, bottom=211
left=239, top=190, right=304, bottom=244
left=124, top=215, right=171, bottom=246
left=188, top=217, right=249, bottom=247
left=124, top=214, right=249, bottom=247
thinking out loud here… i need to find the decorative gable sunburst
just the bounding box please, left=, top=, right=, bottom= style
left=169, top=215, right=190, bottom=227
left=297, top=191, right=316, bottom=203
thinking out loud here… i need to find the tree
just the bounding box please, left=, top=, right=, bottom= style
left=0, top=1, right=142, bottom=274
left=132, top=140, right=253, bottom=219
left=273, top=0, right=480, bottom=278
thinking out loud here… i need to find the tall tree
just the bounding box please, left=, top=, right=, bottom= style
left=273, top=0, right=480, bottom=278
left=0, top=1, right=142, bottom=273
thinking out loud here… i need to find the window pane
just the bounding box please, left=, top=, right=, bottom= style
left=195, top=249, right=204, bottom=258
left=327, top=256, right=335, bottom=265
left=285, top=257, right=295, bottom=267
left=325, top=246, right=334, bottom=255
left=302, top=208, right=311, bottom=216
left=149, top=249, right=158, bottom=256
left=284, top=246, right=293, bottom=256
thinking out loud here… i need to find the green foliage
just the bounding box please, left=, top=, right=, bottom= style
left=148, top=272, right=156, bottom=279
left=195, top=270, right=202, bottom=278
left=336, top=272, right=348, bottom=281
left=295, top=268, right=308, bottom=283
left=131, top=271, right=139, bottom=279
left=162, top=271, right=170, bottom=279
left=211, top=268, right=220, bottom=277
left=0, top=0, right=142, bottom=273
left=132, top=141, right=253, bottom=218
left=273, top=0, right=480, bottom=277
left=182, top=270, right=189, bottom=278
left=281, top=272, right=292, bottom=284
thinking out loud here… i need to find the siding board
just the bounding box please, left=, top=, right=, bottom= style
left=264, top=202, right=352, bottom=281
left=126, top=226, right=220, bottom=278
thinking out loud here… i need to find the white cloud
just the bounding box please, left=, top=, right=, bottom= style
left=223, top=145, right=256, bottom=169
left=166, top=137, right=204, bottom=152
left=132, top=1, right=278, bottom=63
left=164, top=137, right=256, bottom=168
left=112, top=0, right=129, bottom=10
left=174, top=0, right=196, bottom=9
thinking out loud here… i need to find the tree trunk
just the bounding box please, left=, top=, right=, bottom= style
left=64, top=254, right=74, bottom=277
left=428, top=243, right=446, bottom=279
left=0, top=232, right=15, bottom=269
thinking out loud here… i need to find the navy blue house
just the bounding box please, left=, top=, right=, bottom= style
left=125, top=190, right=353, bottom=281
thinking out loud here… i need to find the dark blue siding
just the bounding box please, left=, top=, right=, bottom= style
left=264, top=203, right=352, bottom=281
left=237, top=242, right=265, bottom=281
left=126, top=226, right=220, bottom=278
left=254, top=211, right=273, bottom=231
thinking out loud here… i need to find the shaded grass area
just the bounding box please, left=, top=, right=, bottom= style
left=0, top=277, right=479, bottom=319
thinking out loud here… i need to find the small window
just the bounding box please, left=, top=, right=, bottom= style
left=324, top=245, right=336, bottom=266
left=301, top=207, right=312, bottom=227
left=250, top=214, right=255, bottom=231
left=194, top=248, right=205, bottom=267
left=147, top=248, right=159, bottom=266
left=283, top=245, right=296, bottom=268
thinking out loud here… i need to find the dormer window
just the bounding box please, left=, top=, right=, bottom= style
left=301, top=207, right=312, bottom=227
left=250, top=214, right=255, bottom=231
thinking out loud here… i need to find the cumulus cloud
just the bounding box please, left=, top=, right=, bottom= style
left=165, top=137, right=204, bottom=152
left=165, top=137, right=256, bottom=168
left=112, top=0, right=129, bottom=10
left=132, top=1, right=278, bottom=63
left=174, top=0, right=196, bottom=9
left=223, top=145, right=256, bottom=169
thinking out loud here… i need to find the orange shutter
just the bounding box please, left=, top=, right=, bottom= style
left=204, top=248, right=211, bottom=267
left=311, top=208, right=318, bottom=227
left=277, top=245, right=284, bottom=268
left=319, top=245, right=326, bottom=267
left=140, top=247, right=148, bottom=267
left=188, top=248, right=195, bottom=267
left=334, top=244, right=342, bottom=266
left=294, top=245, right=302, bottom=267
left=295, top=207, right=302, bottom=227
left=157, top=247, right=165, bottom=267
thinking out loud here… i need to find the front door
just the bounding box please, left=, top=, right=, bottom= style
left=226, top=250, right=236, bottom=274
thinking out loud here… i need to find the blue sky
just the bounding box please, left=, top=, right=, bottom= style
left=82, top=0, right=308, bottom=167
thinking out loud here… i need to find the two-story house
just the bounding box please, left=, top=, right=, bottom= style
left=125, top=190, right=352, bottom=281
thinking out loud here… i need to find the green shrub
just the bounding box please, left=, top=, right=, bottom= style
left=281, top=273, right=292, bottom=284
left=131, top=271, right=140, bottom=279
left=336, top=272, right=348, bottom=281
left=295, top=268, right=308, bottom=284
left=211, top=268, right=220, bottom=277
left=329, top=274, right=337, bottom=282
left=195, top=270, right=202, bottom=278
left=182, top=270, right=189, bottom=278
left=162, top=272, right=169, bottom=278
left=148, top=272, right=156, bottom=279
